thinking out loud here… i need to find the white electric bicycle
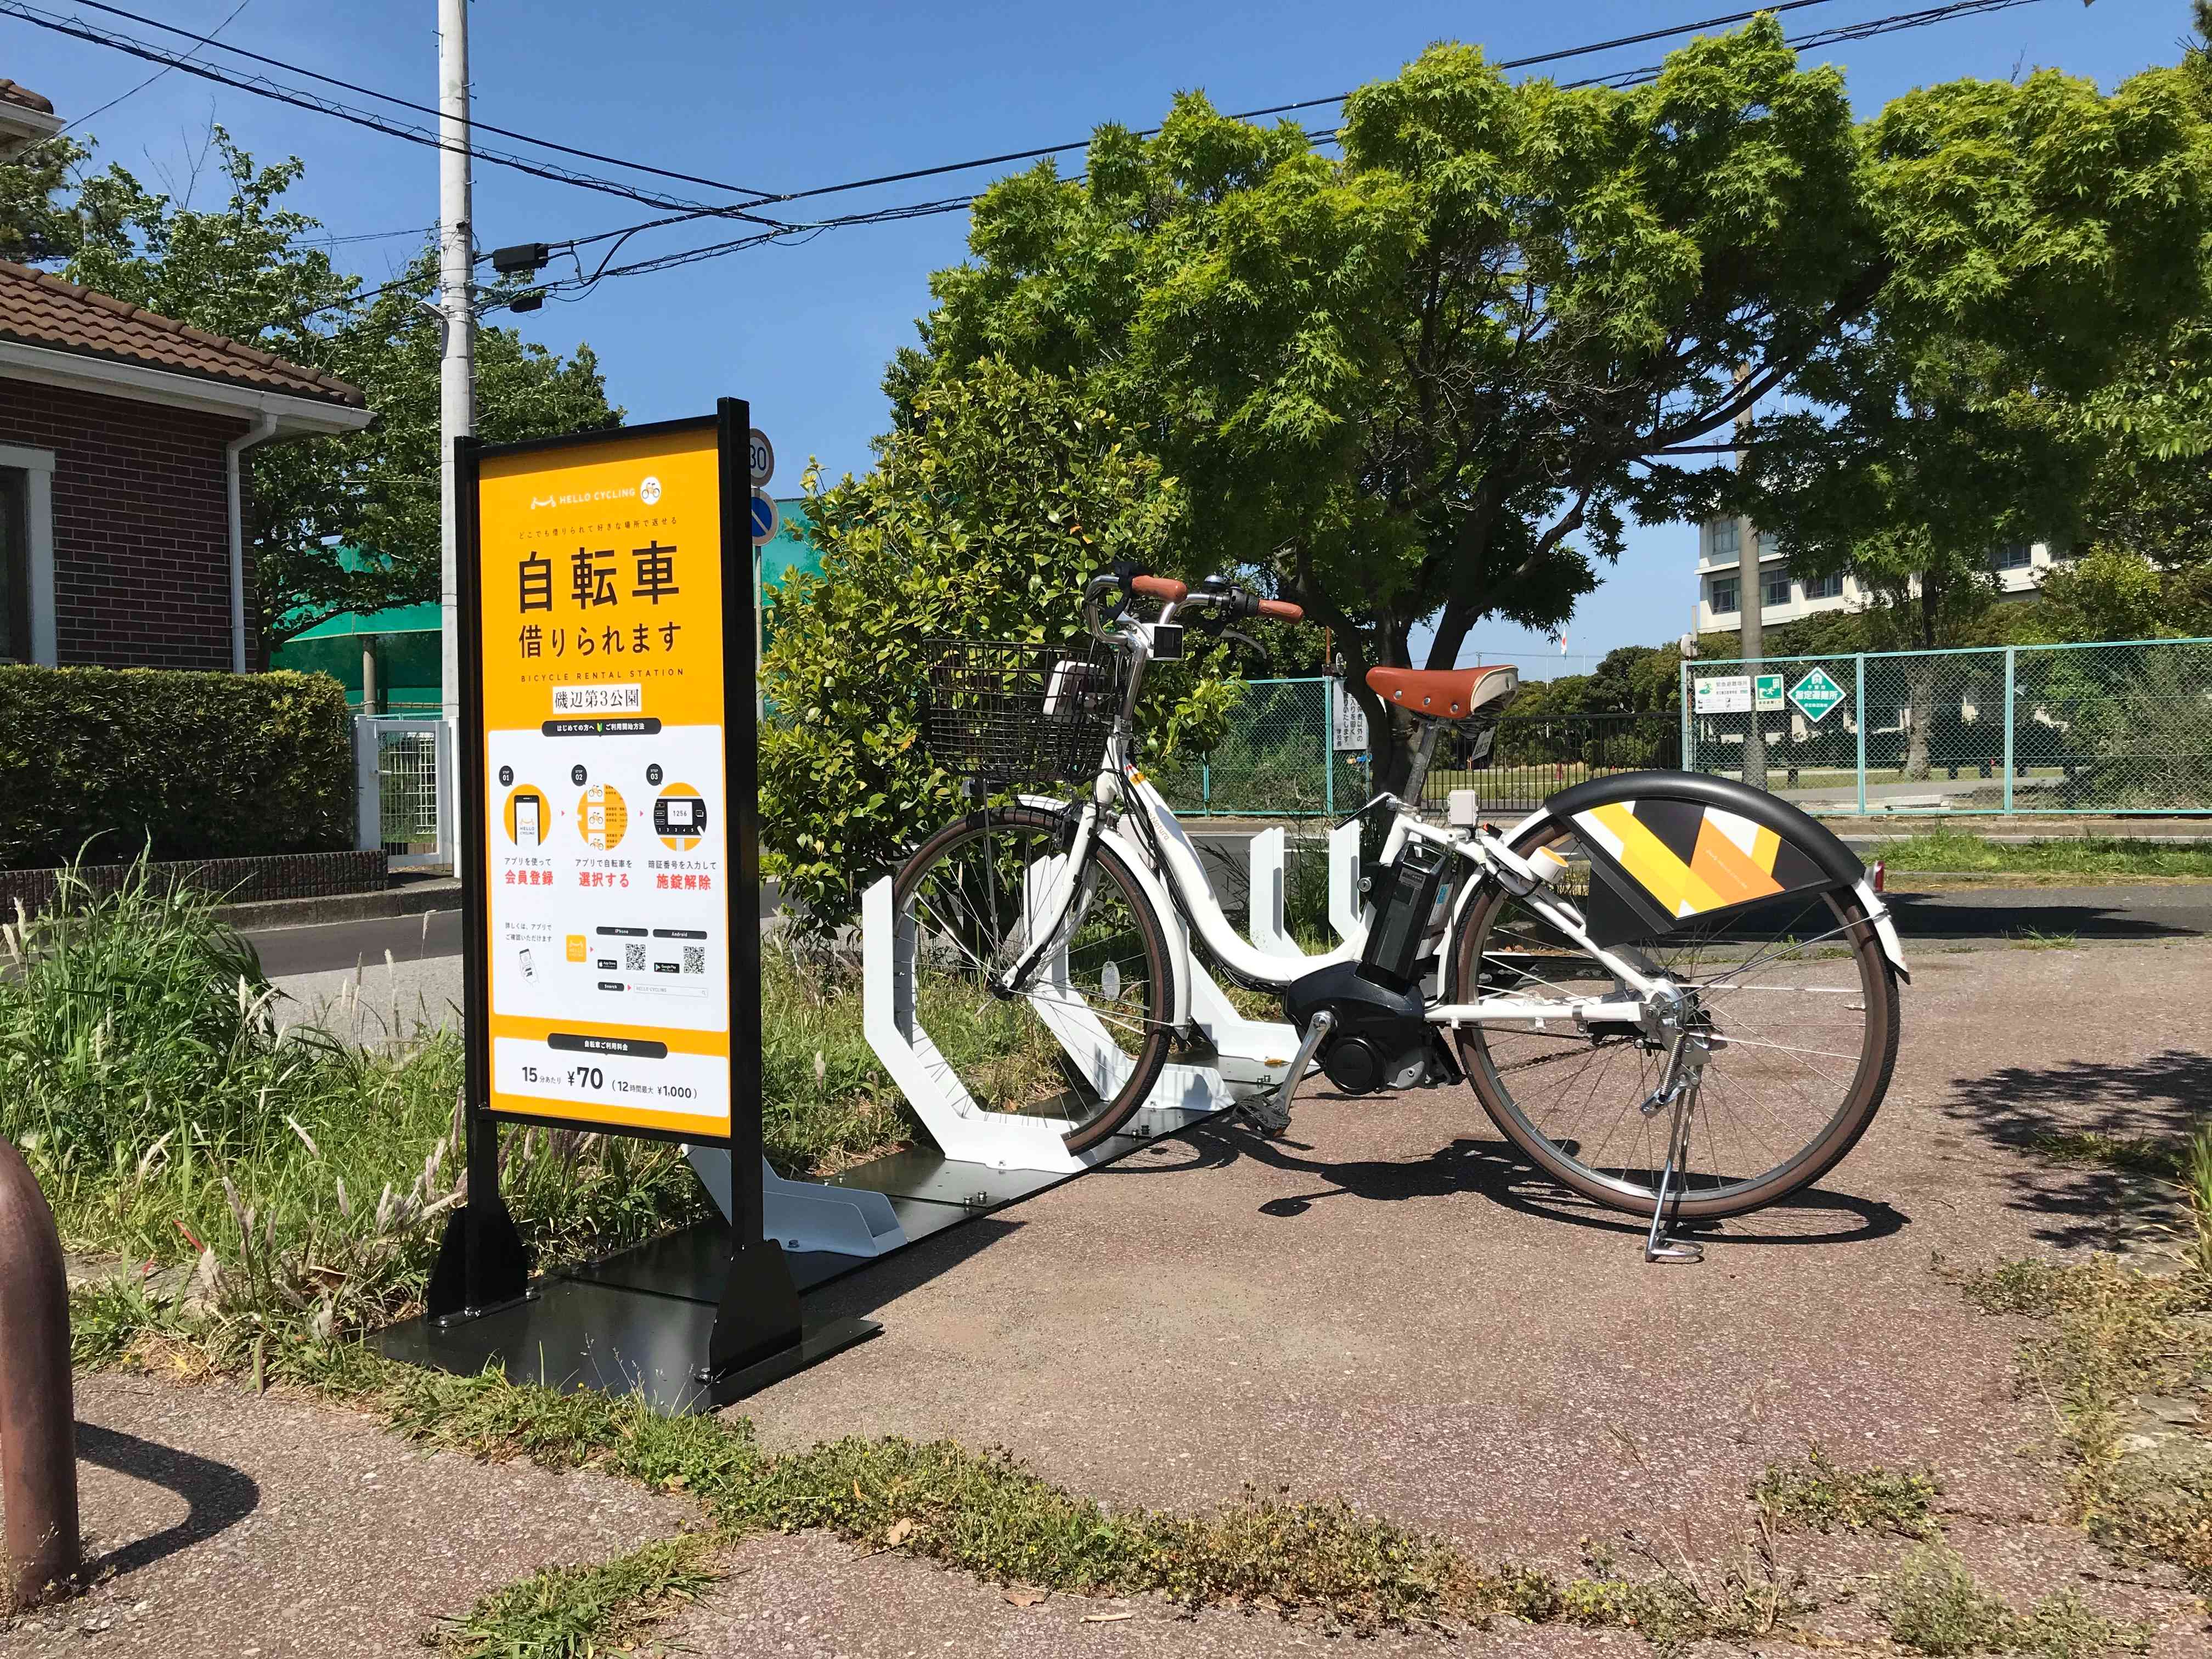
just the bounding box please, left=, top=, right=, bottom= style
left=895, top=570, right=1908, bottom=1251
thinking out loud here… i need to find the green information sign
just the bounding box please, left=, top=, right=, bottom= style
left=1754, top=672, right=1785, bottom=711
left=1790, top=666, right=1846, bottom=722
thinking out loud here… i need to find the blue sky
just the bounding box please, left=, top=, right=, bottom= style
left=8, top=0, right=2193, bottom=674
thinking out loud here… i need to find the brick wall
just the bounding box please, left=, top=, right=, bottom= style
left=0, top=377, right=254, bottom=668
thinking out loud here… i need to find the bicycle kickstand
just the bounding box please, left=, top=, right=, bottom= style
left=1645, top=1076, right=1703, bottom=1265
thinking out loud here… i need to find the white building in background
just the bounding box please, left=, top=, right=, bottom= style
left=1694, top=520, right=2064, bottom=634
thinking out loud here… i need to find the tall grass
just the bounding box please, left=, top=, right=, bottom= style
left=0, top=859, right=915, bottom=1338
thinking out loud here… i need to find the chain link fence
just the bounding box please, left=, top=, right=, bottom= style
left=1148, top=677, right=1351, bottom=816
left=1154, top=678, right=1680, bottom=820
left=1682, top=639, right=2212, bottom=815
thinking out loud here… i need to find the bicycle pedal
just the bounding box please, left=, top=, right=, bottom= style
left=1235, top=1098, right=1293, bottom=1137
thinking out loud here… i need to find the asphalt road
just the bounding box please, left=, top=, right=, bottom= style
left=72, top=930, right=2212, bottom=1656
left=1883, top=882, right=2212, bottom=943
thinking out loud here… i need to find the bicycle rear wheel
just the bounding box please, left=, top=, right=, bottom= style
left=1447, top=817, right=1899, bottom=1221
left=893, top=805, right=1174, bottom=1153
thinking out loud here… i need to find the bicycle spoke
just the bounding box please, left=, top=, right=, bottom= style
left=899, top=810, right=1167, bottom=1144
left=1459, top=823, right=1888, bottom=1215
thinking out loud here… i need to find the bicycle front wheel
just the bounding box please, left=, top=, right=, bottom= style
left=893, top=805, right=1174, bottom=1153
left=1447, top=817, right=1899, bottom=1221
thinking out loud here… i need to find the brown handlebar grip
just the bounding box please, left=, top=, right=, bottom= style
left=1131, top=575, right=1189, bottom=602
left=1258, top=599, right=1304, bottom=622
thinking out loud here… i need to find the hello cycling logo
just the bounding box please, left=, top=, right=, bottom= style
left=527, top=482, right=646, bottom=511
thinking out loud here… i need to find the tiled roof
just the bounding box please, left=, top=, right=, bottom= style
left=0, top=258, right=365, bottom=407
left=0, top=81, right=54, bottom=115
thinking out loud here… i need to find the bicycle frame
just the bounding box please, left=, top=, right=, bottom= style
left=989, top=581, right=1683, bottom=1034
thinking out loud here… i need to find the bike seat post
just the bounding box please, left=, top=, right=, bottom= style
left=1400, top=719, right=1444, bottom=810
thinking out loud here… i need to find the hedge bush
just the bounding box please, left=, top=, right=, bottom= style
left=0, top=665, right=353, bottom=869
left=759, top=362, right=1238, bottom=931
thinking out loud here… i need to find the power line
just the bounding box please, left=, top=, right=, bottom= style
left=710, top=0, right=1874, bottom=211
left=0, top=0, right=787, bottom=228
left=19, top=0, right=1866, bottom=217
left=528, top=0, right=2053, bottom=306
left=52, top=0, right=777, bottom=202
left=1568, top=0, right=2047, bottom=87
left=296, top=224, right=437, bottom=249
left=13, top=0, right=2057, bottom=321
left=55, top=0, right=251, bottom=134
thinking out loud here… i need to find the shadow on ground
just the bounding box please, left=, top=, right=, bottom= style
left=1887, top=890, right=2202, bottom=943
left=1943, top=1048, right=2211, bottom=1250
left=76, top=1421, right=259, bottom=1581
left=1098, top=1119, right=1906, bottom=1250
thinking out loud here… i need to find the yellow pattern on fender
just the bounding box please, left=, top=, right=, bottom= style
left=1583, top=802, right=1725, bottom=917
left=1580, top=802, right=1788, bottom=919
left=1689, top=816, right=1786, bottom=909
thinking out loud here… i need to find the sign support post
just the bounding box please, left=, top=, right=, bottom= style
left=415, top=398, right=871, bottom=1403
left=702, top=398, right=805, bottom=1383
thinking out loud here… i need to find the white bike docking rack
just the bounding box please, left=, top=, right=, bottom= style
left=1243, top=821, right=1368, bottom=957
left=691, top=822, right=1372, bottom=1254
left=860, top=874, right=1233, bottom=1175
left=687, top=1147, right=910, bottom=1257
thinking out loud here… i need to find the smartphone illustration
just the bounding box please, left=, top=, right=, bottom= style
left=516, top=795, right=540, bottom=848
left=518, top=947, right=536, bottom=980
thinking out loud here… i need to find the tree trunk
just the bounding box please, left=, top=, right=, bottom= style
left=1904, top=659, right=1933, bottom=780
left=1901, top=572, right=1940, bottom=780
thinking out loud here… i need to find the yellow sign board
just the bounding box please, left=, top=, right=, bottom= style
left=465, top=416, right=741, bottom=1139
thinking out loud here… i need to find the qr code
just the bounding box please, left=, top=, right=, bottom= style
left=624, top=942, right=646, bottom=972
left=682, top=945, right=706, bottom=975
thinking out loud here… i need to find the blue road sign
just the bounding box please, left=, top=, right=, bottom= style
left=749, top=487, right=780, bottom=548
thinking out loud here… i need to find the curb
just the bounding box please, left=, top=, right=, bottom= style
left=220, top=878, right=461, bottom=932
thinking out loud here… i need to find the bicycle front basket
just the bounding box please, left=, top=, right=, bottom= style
left=918, top=639, right=1120, bottom=784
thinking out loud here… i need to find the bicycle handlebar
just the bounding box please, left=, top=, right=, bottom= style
left=1082, top=569, right=1307, bottom=647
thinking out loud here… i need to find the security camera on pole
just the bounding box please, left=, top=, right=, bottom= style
left=437, top=0, right=475, bottom=874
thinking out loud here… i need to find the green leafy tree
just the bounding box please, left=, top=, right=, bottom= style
left=0, top=134, right=85, bottom=263
left=61, top=128, right=619, bottom=652
left=246, top=250, right=620, bottom=654
left=760, top=362, right=1207, bottom=928
left=891, top=17, right=2203, bottom=793
left=1705, top=49, right=2210, bottom=772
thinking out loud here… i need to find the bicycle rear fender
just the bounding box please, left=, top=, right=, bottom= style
left=1516, top=771, right=1909, bottom=983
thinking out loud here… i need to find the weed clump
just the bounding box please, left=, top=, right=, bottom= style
left=1884, top=1544, right=2147, bottom=1657
left=1753, top=1446, right=1941, bottom=1538
left=1, top=859, right=920, bottom=1345
left=442, top=1533, right=714, bottom=1657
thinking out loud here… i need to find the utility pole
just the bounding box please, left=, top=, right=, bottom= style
left=1734, top=370, right=1765, bottom=792
left=438, top=0, right=475, bottom=864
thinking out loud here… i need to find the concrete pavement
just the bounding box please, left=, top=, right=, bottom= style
left=2, top=1374, right=689, bottom=1658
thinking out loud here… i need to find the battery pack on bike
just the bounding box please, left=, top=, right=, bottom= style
left=1360, top=836, right=1453, bottom=992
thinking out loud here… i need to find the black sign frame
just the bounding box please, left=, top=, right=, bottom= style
left=421, top=398, right=859, bottom=1391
